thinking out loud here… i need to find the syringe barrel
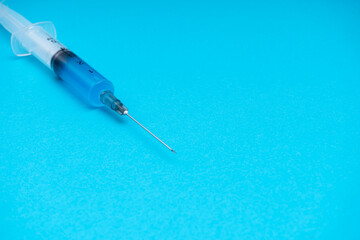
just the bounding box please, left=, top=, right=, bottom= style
left=1, top=2, right=115, bottom=107
left=1, top=3, right=63, bottom=66
left=51, top=49, right=114, bottom=107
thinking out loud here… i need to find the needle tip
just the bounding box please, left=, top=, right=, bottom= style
left=126, top=113, right=175, bottom=153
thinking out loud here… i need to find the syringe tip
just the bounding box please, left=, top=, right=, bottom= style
left=125, top=113, right=175, bottom=153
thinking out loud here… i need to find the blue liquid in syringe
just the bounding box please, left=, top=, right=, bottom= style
left=51, top=49, right=114, bottom=107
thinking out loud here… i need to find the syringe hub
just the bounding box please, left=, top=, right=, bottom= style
left=100, top=91, right=128, bottom=115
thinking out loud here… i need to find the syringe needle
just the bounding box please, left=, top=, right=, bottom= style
left=125, top=113, right=176, bottom=153
left=0, top=3, right=175, bottom=154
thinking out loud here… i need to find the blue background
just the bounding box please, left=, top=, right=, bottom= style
left=1, top=0, right=360, bottom=239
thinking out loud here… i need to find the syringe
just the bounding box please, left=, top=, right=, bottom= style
left=0, top=2, right=175, bottom=153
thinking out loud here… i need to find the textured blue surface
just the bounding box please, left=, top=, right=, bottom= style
left=0, top=0, right=360, bottom=239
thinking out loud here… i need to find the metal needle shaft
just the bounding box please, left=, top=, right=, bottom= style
left=125, top=113, right=176, bottom=153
